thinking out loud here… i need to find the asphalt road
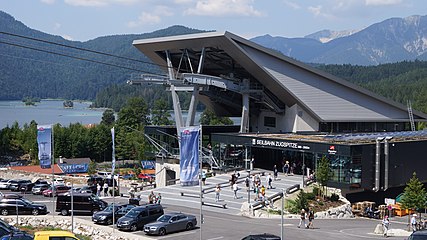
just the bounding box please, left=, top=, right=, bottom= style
left=3, top=190, right=411, bottom=240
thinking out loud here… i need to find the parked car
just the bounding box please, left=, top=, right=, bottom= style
left=53, top=178, right=65, bottom=186
left=0, top=180, right=11, bottom=190
left=33, top=231, right=79, bottom=240
left=9, top=180, right=31, bottom=192
left=0, top=196, right=48, bottom=216
left=0, top=219, right=18, bottom=232
left=143, top=212, right=197, bottom=236
left=92, top=204, right=136, bottom=225
left=42, top=185, right=71, bottom=197
left=31, top=184, right=50, bottom=195
left=56, top=193, right=107, bottom=216
left=241, top=233, right=281, bottom=240
left=407, top=230, right=427, bottom=240
left=20, top=179, right=49, bottom=192
left=116, top=204, right=164, bottom=231
left=0, top=231, right=33, bottom=240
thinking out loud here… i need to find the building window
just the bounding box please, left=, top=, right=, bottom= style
left=264, top=116, right=276, bottom=128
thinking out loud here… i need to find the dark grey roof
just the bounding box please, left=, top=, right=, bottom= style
left=133, top=31, right=427, bottom=122
left=62, top=158, right=91, bottom=164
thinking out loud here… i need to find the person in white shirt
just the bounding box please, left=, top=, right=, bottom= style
left=411, top=214, right=418, bottom=232
left=233, top=183, right=238, bottom=199
left=382, top=215, right=390, bottom=237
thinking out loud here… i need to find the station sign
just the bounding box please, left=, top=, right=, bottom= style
left=251, top=138, right=310, bottom=150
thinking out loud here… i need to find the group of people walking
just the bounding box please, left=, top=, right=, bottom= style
left=96, top=182, right=110, bottom=197
left=298, top=208, right=315, bottom=229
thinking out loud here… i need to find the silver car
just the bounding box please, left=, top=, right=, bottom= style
left=143, top=212, right=197, bottom=236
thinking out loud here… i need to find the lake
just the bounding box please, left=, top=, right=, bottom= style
left=0, top=100, right=241, bottom=129
left=0, top=100, right=104, bottom=129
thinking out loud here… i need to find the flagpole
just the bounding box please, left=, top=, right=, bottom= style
left=199, top=125, right=203, bottom=240
left=51, top=125, right=55, bottom=219
left=111, top=127, right=116, bottom=234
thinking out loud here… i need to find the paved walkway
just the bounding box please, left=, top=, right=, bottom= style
left=133, top=169, right=305, bottom=215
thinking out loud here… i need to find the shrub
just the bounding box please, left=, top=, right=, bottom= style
left=312, top=186, right=321, bottom=196
left=330, top=193, right=339, bottom=202
left=305, top=192, right=316, bottom=200
left=285, top=199, right=299, bottom=214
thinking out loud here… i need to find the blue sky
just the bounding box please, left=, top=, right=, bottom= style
left=1, top=0, right=426, bottom=41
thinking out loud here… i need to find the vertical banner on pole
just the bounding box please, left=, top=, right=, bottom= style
left=179, top=126, right=200, bottom=186
left=111, top=127, right=116, bottom=175
left=37, top=125, right=52, bottom=169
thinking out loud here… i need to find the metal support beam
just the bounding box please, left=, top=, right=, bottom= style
left=186, top=85, right=199, bottom=127
left=240, top=79, right=250, bottom=133
left=197, top=48, right=206, bottom=74
left=166, top=50, right=184, bottom=129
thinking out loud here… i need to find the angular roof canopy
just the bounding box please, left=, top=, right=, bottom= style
left=133, top=31, right=427, bottom=122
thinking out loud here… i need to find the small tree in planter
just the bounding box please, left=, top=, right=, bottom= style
left=400, top=172, right=427, bottom=230
left=316, top=155, right=332, bottom=199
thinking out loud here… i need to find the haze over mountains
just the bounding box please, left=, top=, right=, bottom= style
left=1, top=10, right=427, bottom=101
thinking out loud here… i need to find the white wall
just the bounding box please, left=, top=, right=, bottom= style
left=155, top=161, right=180, bottom=187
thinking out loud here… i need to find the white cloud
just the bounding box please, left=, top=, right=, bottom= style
left=283, top=0, right=301, bottom=10
left=308, top=5, right=335, bottom=19
left=184, top=0, right=262, bottom=17
left=128, top=6, right=174, bottom=28
left=54, top=23, right=61, bottom=30
left=40, top=0, right=56, bottom=4
left=63, top=0, right=139, bottom=7
left=365, top=0, right=402, bottom=6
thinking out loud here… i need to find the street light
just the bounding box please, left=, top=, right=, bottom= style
left=281, top=188, right=284, bottom=240
left=302, top=150, right=305, bottom=188
left=247, top=170, right=251, bottom=204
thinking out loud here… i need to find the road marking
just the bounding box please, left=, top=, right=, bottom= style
left=206, top=237, right=224, bottom=240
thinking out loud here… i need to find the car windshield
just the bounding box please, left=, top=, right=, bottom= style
left=104, top=205, right=118, bottom=212
left=157, top=215, right=172, bottom=222
left=125, top=209, right=141, bottom=217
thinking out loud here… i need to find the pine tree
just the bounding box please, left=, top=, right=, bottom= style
left=316, top=155, right=332, bottom=198
left=400, top=172, right=427, bottom=214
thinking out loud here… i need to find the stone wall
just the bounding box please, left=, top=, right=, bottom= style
left=1, top=216, right=142, bottom=240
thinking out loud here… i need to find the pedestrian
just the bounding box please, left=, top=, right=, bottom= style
left=215, top=184, right=221, bottom=202
left=233, top=182, right=238, bottom=199
left=261, top=185, right=266, bottom=197
left=382, top=215, right=390, bottom=237
left=103, top=182, right=109, bottom=197
left=411, top=214, right=417, bottom=232
left=155, top=193, right=162, bottom=204
left=284, top=161, right=290, bottom=176
left=128, top=186, right=136, bottom=199
left=298, top=209, right=307, bottom=228
left=307, top=208, right=315, bottom=229
left=273, top=165, right=278, bottom=180
left=148, top=191, right=155, bottom=204
left=96, top=183, right=101, bottom=196
left=245, top=175, right=251, bottom=192
left=266, top=173, right=273, bottom=189
left=291, top=162, right=296, bottom=175
left=201, top=170, right=206, bottom=186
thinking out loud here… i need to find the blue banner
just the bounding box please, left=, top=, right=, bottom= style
left=179, top=126, right=200, bottom=186
left=37, top=125, right=52, bottom=169
left=111, top=127, right=116, bottom=175
left=141, top=160, right=155, bottom=169
left=59, top=163, right=88, bottom=174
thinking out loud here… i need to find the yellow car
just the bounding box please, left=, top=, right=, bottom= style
left=33, top=231, right=79, bottom=240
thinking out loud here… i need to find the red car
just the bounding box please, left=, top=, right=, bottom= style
left=42, top=185, right=71, bottom=197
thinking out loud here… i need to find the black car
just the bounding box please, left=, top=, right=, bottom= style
left=408, top=230, right=427, bottom=240
left=0, top=231, right=33, bottom=240
left=20, top=179, right=49, bottom=192
left=241, top=233, right=281, bottom=240
left=8, top=180, right=31, bottom=192
left=116, top=204, right=164, bottom=231
left=92, top=204, right=136, bottom=225
left=0, top=196, right=48, bottom=216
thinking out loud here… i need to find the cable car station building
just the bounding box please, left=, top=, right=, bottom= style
left=132, top=31, right=427, bottom=201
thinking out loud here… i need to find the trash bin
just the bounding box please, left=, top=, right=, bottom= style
left=129, top=198, right=140, bottom=205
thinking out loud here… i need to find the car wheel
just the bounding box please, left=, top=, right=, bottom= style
left=130, top=224, right=137, bottom=232
left=106, top=218, right=113, bottom=225
left=158, top=228, right=166, bottom=236
left=32, top=209, right=39, bottom=216
left=61, top=209, right=68, bottom=216
left=1, top=209, right=8, bottom=216
left=186, top=222, right=193, bottom=230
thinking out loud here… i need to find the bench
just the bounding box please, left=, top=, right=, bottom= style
left=180, top=192, right=203, bottom=198
left=252, top=191, right=284, bottom=211
left=286, top=184, right=300, bottom=194
left=202, top=201, right=227, bottom=209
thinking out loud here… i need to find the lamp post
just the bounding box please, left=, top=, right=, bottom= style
left=247, top=170, right=251, bottom=204
left=302, top=150, right=305, bottom=188
left=281, top=188, right=284, bottom=240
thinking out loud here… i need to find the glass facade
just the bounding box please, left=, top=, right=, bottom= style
left=315, top=153, right=361, bottom=186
